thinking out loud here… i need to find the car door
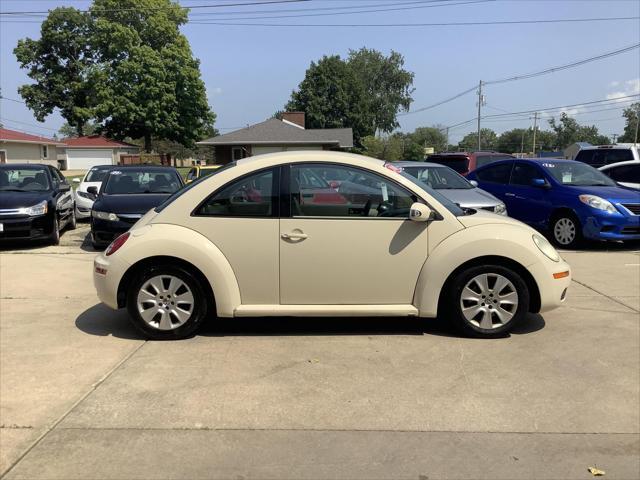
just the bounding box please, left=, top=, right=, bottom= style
left=472, top=161, right=514, bottom=202
left=505, top=162, right=552, bottom=227
left=279, top=163, right=429, bottom=305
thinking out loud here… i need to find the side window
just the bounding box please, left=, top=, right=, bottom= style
left=196, top=168, right=276, bottom=217
left=475, top=162, right=513, bottom=184
left=608, top=164, right=640, bottom=183
left=187, top=168, right=197, bottom=181
left=291, top=164, right=416, bottom=218
left=510, top=163, right=543, bottom=186
left=604, top=149, right=634, bottom=165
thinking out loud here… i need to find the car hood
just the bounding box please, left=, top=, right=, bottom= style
left=436, top=187, right=501, bottom=208
left=564, top=185, right=640, bottom=203
left=93, top=194, right=171, bottom=215
left=457, top=209, right=530, bottom=229
left=0, top=191, right=51, bottom=209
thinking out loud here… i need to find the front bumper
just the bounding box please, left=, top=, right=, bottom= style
left=582, top=212, right=640, bottom=241
left=527, top=258, right=572, bottom=313
left=0, top=213, right=54, bottom=241
left=75, top=193, right=94, bottom=218
left=94, top=251, right=131, bottom=310
left=90, top=217, right=135, bottom=247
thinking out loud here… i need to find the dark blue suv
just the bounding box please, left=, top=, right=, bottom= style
left=467, top=158, right=640, bottom=247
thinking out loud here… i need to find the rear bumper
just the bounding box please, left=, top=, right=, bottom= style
left=94, top=252, right=131, bottom=310
left=0, top=214, right=54, bottom=241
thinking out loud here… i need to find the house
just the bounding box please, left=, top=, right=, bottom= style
left=197, top=112, right=353, bottom=164
left=59, top=135, right=140, bottom=170
left=0, top=128, right=66, bottom=166
left=564, top=142, right=592, bottom=160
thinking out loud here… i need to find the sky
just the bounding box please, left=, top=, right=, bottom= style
left=0, top=0, right=639, bottom=145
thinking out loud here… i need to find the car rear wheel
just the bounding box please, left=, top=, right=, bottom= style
left=444, top=265, right=529, bottom=338
left=551, top=213, right=581, bottom=249
left=67, top=207, right=77, bottom=230
left=127, top=265, right=208, bottom=340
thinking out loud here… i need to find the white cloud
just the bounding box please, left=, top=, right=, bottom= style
left=606, top=78, right=640, bottom=101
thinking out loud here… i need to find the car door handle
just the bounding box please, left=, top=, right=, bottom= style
left=281, top=232, right=308, bottom=240
left=505, top=193, right=515, bottom=197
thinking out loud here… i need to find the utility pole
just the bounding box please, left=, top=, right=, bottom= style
left=532, top=111, right=538, bottom=156
left=611, top=133, right=618, bottom=144
left=476, top=80, right=484, bottom=151
left=520, top=129, right=525, bottom=157
left=635, top=103, right=640, bottom=145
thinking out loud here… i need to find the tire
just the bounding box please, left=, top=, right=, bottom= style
left=550, top=212, right=582, bottom=249
left=67, top=206, right=77, bottom=230
left=49, top=216, right=60, bottom=245
left=126, top=264, right=208, bottom=340
left=444, top=265, right=530, bottom=338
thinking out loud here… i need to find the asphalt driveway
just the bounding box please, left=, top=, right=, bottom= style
left=0, top=233, right=638, bottom=479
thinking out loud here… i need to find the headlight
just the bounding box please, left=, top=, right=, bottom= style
left=579, top=194, right=617, bottom=214
left=77, top=190, right=94, bottom=200
left=92, top=210, right=120, bottom=221
left=19, top=200, right=48, bottom=216
left=494, top=203, right=507, bottom=215
left=532, top=234, right=560, bottom=262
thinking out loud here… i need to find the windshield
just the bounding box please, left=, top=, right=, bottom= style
left=155, top=162, right=237, bottom=213
left=428, top=156, right=469, bottom=174
left=403, top=165, right=473, bottom=190
left=85, top=167, right=112, bottom=183
left=543, top=162, right=617, bottom=187
left=399, top=171, right=465, bottom=216
left=103, top=169, right=182, bottom=194
left=0, top=168, right=51, bottom=192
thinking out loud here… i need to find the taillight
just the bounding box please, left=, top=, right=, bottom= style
left=105, top=232, right=130, bottom=256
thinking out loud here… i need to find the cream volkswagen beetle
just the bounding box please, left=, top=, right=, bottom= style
left=93, top=151, right=571, bottom=340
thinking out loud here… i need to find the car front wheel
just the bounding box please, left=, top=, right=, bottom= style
left=444, top=265, right=530, bottom=338
left=551, top=213, right=581, bottom=249
left=127, top=265, right=208, bottom=340
left=49, top=216, right=60, bottom=245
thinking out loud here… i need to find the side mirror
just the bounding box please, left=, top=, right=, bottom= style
left=73, top=178, right=80, bottom=184
left=87, top=186, right=98, bottom=196
left=409, top=202, right=433, bottom=222
left=469, top=180, right=479, bottom=187
left=531, top=178, right=549, bottom=188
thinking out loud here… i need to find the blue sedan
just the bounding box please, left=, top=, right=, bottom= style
left=467, top=158, right=640, bottom=248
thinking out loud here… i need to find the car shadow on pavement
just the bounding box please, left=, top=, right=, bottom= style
left=75, top=304, right=545, bottom=340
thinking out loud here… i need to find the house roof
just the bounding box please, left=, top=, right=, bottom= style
left=62, top=135, right=138, bottom=149
left=198, top=118, right=353, bottom=148
left=0, top=128, right=65, bottom=145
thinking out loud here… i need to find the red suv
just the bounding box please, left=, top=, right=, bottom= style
left=426, top=151, right=516, bottom=176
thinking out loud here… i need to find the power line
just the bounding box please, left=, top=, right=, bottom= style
left=0, top=96, right=26, bottom=104
left=0, top=117, right=59, bottom=131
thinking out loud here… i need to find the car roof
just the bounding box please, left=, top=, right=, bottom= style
left=0, top=163, right=52, bottom=169
left=599, top=159, right=640, bottom=169
left=578, top=144, right=636, bottom=150
left=199, top=165, right=222, bottom=169
left=107, top=165, right=178, bottom=172
left=394, top=161, right=449, bottom=168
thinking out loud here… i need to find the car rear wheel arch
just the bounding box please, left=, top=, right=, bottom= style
left=437, top=255, right=541, bottom=315
left=117, top=255, right=216, bottom=316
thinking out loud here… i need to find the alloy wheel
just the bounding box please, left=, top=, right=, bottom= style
left=459, top=273, right=519, bottom=329
left=136, top=275, right=195, bottom=331
left=554, top=218, right=576, bottom=246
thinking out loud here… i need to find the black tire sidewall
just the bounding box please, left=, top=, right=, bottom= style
left=127, top=265, right=208, bottom=340
left=50, top=215, right=60, bottom=245
left=68, top=206, right=77, bottom=230
left=550, top=213, right=581, bottom=249
left=447, top=265, right=530, bottom=338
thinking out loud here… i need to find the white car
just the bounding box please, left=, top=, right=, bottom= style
left=73, top=165, right=113, bottom=218
left=598, top=160, right=640, bottom=190
left=93, top=151, right=571, bottom=340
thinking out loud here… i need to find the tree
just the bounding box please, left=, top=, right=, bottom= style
left=14, top=7, right=95, bottom=136
left=58, top=121, right=97, bottom=138
left=286, top=55, right=371, bottom=146
left=409, top=126, right=447, bottom=153
left=361, top=135, right=403, bottom=161
left=548, top=113, right=609, bottom=148
left=619, top=102, right=640, bottom=143
left=347, top=48, right=414, bottom=134
left=458, top=128, right=498, bottom=151
left=90, top=0, right=214, bottom=152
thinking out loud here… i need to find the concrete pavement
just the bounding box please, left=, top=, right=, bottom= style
left=1, top=231, right=638, bottom=479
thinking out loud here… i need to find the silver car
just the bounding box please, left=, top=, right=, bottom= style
left=395, top=161, right=507, bottom=215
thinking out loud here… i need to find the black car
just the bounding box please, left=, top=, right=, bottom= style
left=90, top=166, right=183, bottom=248
left=0, top=164, right=76, bottom=245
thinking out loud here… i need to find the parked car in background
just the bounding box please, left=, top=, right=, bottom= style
left=574, top=144, right=639, bottom=168
left=185, top=165, right=223, bottom=183
left=0, top=164, right=76, bottom=245
left=599, top=160, right=640, bottom=190
left=393, top=161, right=507, bottom=215
left=468, top=158, right=640, bottom=248
left=90, top=166, right=183, bottom=249
left=73, top=165, right=114, bottom=218
left=93, top=151, right=571, bottom=340
left=426, top=151, right=516, bottom=175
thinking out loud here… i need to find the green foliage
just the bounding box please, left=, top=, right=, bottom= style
left=548, top=113, right=609, bottom=148
left=619, top=102, right=639, bottom=143
left=14, top=0, right=215, bottom=152
left=409, top=126, right=448, bottom=153
left=285, top=48, right=414, bottom=146
left=14, top=7, right=95, bottom=136
left=361, top=135, right=403, bottom=161
left=58, top=121, right=98, bottom=138
left=458, top=128, right=498, bottom=151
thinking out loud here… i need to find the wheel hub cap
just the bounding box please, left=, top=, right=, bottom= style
left=554, top=218, right=575, bottom=245
left=136, top=275, right=194, bottom=331
left=460, top=273, right=519, bottom=329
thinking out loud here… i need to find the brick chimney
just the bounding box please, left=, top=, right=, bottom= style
left=281, top=111, right=305, bottom=129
